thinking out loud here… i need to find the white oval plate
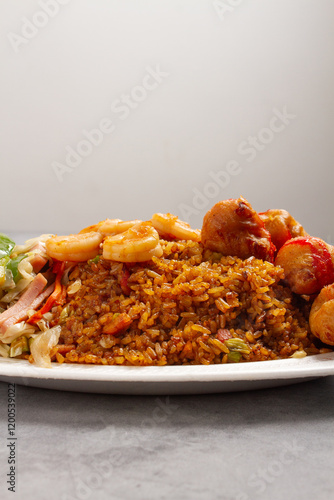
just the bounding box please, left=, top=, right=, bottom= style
left=0, top=352, right=334, bottom=394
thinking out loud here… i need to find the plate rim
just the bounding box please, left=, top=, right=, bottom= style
left=1, top=352, right=334, bottom=383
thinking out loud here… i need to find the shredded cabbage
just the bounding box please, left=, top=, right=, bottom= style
left=17, top=259, right=34, bottom=281
left=1, top=321, right=37, bottom=344
left=1, top=277, right=33, bottom=304
left=3, top=269, right=15, bottom=289
left=12, top=234, right=54, bottom=257
left=36, top=315, right=53, bottom=332
left=61, top=263, right=75, bottom=286
left=30, top=325, right=61, bottom=368
left=0, top=342, right=10, bottom=358
left=0, top=235, right=54, bottom=300
left=1, top=258, right=36, bottom=303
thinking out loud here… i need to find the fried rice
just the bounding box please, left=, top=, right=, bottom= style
left=48, top=239, right=323, bottom=366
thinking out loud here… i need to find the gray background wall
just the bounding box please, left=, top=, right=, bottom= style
left=1, top=0, right=333, bottom=243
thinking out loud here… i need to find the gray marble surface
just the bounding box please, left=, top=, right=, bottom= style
left=1, top=376, right=334, bottom=500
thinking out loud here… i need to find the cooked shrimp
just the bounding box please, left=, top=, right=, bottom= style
left=201, top=196, right=275, bottom=262
left=98, top=219, right=142, bottom=235
left=275, top=236, right=334, bottom=294
left=102, top=221, right=163, bottom=262
left=45, top=232, right=103, bottom=262
left=259, top=209, right=307, bottom=250
left=78, top=223, right=100, bottom=234
left=309, top=283, right=334, bottom=345
left=79, top=219, right=142, bottom=235
left=151, top=213, right=201, bottom=242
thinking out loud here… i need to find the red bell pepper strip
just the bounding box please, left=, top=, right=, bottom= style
left=217, top=329, right=232, bottom=342
left=28, top=262, right=65, bottom=324
left=120, top=268, right=131, bottom=295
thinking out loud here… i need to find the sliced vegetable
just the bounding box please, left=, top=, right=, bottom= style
left=59, top=305, right=70, bottom=324
left=0, top=256, right=10, bottom=286
left=224, top=338, right=251, bottom=354
left=217, top=328, right=232, bottom=342
left=89, top=255, right=100, bottom=264
left=30, top=325, right=61, bottom=368
left=28, top=262, right=65, bottom=324
left=0, top=342, right=10, bottom=358
left=0, top=233, right=15, bottom=259
left=9, top=335, right=29, bottom=358
left=67, top=279, right=81, bottom=295
left=2, top=321, right=36, bottom=344
left=7, top=254, right=28, bottom=283
left=120, top=268, right=131, bottom=295
left=227, top=351, right=242, bottom=363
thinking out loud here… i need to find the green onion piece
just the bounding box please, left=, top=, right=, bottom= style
left=89, top=255, right=100, bottom=264
left=9, top=336, right=30, bottom=358
left=7, top=254, right=28, bottom=283
left=227, top=351, right=242, bottom=363
left=0, top=233, right=15, bottom=259
left=225, top=338, right=251, bottom=354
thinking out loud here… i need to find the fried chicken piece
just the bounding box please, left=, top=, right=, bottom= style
left=259, top=209, right=307, bottom=251
left=201, top=197, right=275, bottom=262
left=275, top=236, right=334, bottom=295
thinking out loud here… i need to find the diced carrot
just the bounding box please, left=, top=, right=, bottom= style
left=102, top=312, right=132, bottom=335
